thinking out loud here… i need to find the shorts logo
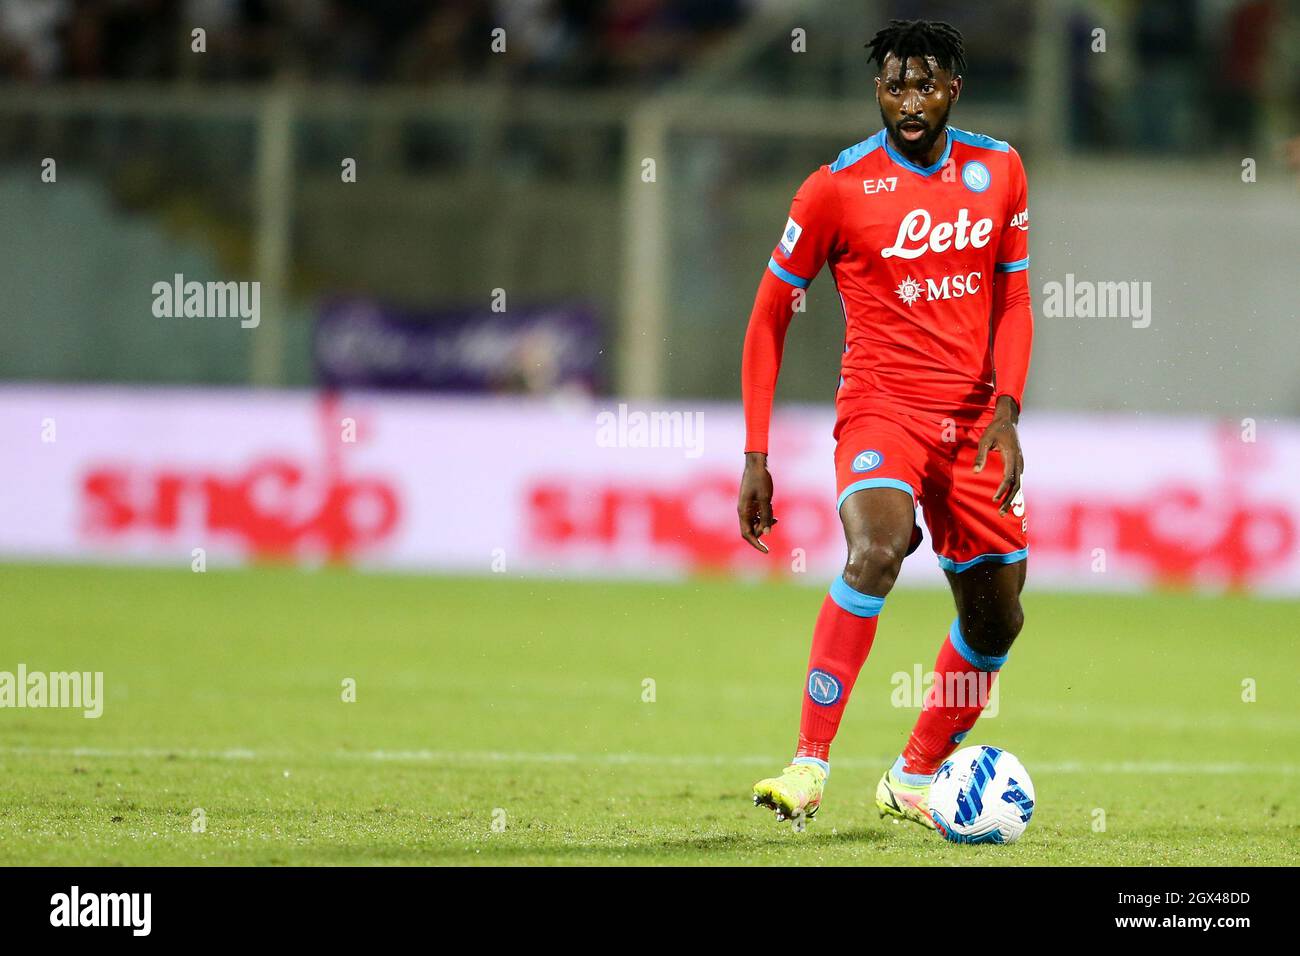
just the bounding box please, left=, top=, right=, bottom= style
left=807, top=669, right=842, bottom=706
left=779, top=217, right=803, bottom=255
left=1011, top=486, right=1025, bottom=517
left=851, top=450, right=883, bottom=473
left=962, top=161, right=991, bottom=193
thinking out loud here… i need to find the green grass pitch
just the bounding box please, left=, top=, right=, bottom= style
left=0, top=563, right=1296, bottom=866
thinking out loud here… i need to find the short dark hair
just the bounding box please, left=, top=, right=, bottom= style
left=865, top=19, right=966, bottom=80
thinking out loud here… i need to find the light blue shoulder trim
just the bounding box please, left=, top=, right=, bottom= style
left=947, top=126, right=1010, bottom=153
left=829, top=130, right=887, bottom=173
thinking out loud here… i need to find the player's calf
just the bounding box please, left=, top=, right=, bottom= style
left=892, top=615, right=1009, bottom=795
left=960, top=602, right=1024, bottom=660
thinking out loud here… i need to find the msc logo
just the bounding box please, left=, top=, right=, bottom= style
left=961, top=161, right=991, bottom=192
left=894, top=271, right=983, bottom=307
left=881, top=208, right=994, bottom=260
left=851, top=449, right=882, bottom=473
left=807, top=669, right=842, bottom=706
left=863, top=176, right=898, bottom=195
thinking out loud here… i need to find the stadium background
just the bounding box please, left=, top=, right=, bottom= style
left=1, top=0, right=1298, bottom=866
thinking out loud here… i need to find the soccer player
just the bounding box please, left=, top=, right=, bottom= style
left=741, top=19, right=1032, bottom=829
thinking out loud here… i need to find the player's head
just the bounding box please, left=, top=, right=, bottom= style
left=866, top=19, right=965, bottom=158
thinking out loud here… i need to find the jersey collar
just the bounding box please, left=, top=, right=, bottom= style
left=882, top=128, right=953, bottom=177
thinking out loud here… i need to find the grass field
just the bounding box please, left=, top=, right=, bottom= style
left=0, top=563, right=1296, bottom=866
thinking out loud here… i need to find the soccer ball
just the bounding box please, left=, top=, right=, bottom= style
left=928, top=745, right=1035, bottom=844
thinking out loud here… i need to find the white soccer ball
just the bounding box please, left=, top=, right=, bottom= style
left=928, top=745, right=1035, bottom=844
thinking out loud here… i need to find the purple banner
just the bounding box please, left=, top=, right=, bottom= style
left=314, top=299, right=603, bottom=394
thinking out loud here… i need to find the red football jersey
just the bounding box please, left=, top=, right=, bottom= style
left=767, top=126, right=1030, bottom=424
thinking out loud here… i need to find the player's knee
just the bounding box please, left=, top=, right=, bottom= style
left=842, top=540, right=906, bottom=595
left=964, top=602, right=1024, bottom=656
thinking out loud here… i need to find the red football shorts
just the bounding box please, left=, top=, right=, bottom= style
left=833, top=405, right=1027, bottom=573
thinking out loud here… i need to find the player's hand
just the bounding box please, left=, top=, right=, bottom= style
left=738, top=452, right=779, bottom=553
left=973, top=396, right=1023, bottom=516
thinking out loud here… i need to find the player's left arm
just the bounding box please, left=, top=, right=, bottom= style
left=974, top=146, right=1033, bottom=516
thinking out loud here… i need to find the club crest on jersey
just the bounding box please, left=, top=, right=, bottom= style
left=881, top=208, right=993, bottom=260
left=779, top=217, right=802, bottom=255
left=851, top=449, right=882, bottom=472
left=961, top=161, right=991, bottom=193
left=807, top=668, right=842, bottom=706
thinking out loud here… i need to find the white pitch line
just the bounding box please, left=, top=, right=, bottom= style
left=0, top=745, right=1295, bottom=776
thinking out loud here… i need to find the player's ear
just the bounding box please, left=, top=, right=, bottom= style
left=949, top=75, right=963, bottom=104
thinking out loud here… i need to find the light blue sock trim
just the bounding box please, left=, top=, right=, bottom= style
left=891, top=755, right=935, bottom=787
left=828, top=576, right=886, bottom=618
left=792, top=756, right=830, bottom=778
left=948, top=617, right=1008, bottom=671
left=836, top=477, right=914, bottom=512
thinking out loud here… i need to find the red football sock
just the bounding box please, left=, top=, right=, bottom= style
left=793, top=578, right=885, bottom=772
left=900, top=618, right=1006, bottom=776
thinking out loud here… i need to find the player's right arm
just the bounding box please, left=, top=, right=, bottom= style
left=738, top=167, right=840, bottom=553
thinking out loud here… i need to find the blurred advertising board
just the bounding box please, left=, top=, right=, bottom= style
left=3, top=387, right=1297, bottom=594
left=313, top=300, right=602, bottom=394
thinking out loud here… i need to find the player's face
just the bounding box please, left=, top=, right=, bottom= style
left=875, top=53, right=962, bottom=158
